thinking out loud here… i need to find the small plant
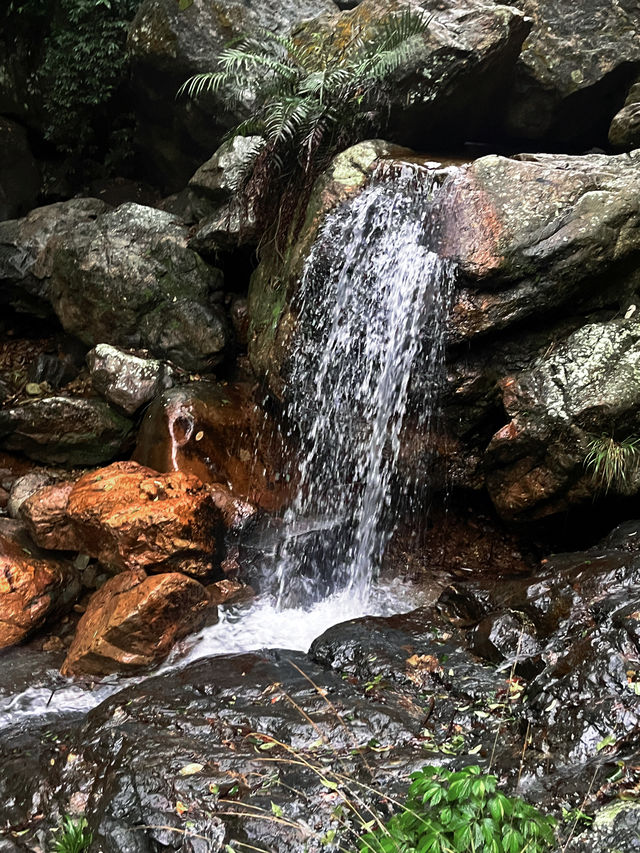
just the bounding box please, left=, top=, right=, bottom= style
left=52, top=816, right=92, bottom=853
left=179, top=8, right=431, bottom=237
left=584, top=434, right=640, bottom=492
left=358, top=765, right=556, bottom=853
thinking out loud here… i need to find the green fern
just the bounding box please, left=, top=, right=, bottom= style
left=179, top=8, right=431, bottom=200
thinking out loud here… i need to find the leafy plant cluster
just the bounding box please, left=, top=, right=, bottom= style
left=358, top=765, right=557, bottom=853
left=180, top=8, right=431, bottom=237
left=584, top=434, right=640, bottom=493
left=52, top=815, right=92, bottom=853
left=4, top=0, right=138, bottom=163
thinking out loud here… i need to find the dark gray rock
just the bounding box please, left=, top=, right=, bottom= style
left=501, top=0, right=640, bottom=144
left=609, top=81, right=640, bottom=149
left=483, top=319, right=640, bottom=520
left=0, top=397, right=133, bottom=466
left=0, top=198, right=110, bottom=317
left=296, top=0, right=530, bottom=150
left=0, top=118, right=40, bottom=222
left=188, top=136, right=265, bottom=204
left=87, top=344, right=178, bottom=416
left=46, top=202, right=228, bottom=372
left=566, top=802, right=640, bottom=852
left=127, top=0, right=339, bottom=190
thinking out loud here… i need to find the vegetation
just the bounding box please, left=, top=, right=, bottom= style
left=584, top=434, right=640, bottom=492
left=3, top=0, right=137, bottom=167
left=358, top=765, right=557, bottom=853
left=179, top=8, right=431, bottom=236
left=51, top=816, right=92, bottom=853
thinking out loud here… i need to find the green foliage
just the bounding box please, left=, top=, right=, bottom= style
left=584, top=434, right=640, bottom=493
left=179, top=8, right=430, bottom=227
left=3, top=0, right=137, bottom=162
left=358, top=765, right=557, bottom=853
left=51, top=816, right=92, bottom=853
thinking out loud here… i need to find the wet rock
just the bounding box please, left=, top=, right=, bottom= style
left=189, top=136, right=265, bottom=205
left=0, top=396, right=132, bottom=467
left=296, top=0, right=530, bottom=150
left=229, top=296, right=249, bottom=347
left=87, top=344, right=178, bottom=416
left=206, top=578, right=254, bottom=606
left=0, top=118, right=40, bottom=222
left=249, top=139, right=407, bottom=397
left=20, top=481, right=78, bottom=551
left=127, top=0, right=338, bottom=190
left=439, top=150, right=640, bottom=340
left=191, top=200, right=261, bottom=254
left=27, top=350, right=80, bottom=390
left=64, top=461, right=225, bottom=578
left=134, top=381, right=289, bottom=510
left=61, top=568, right=214, bottom=677
left=468, top=610, right=541, bottom=673
left=502, top=0, right=640, bottom=144
left=0, top=531, right=78, bottom=648
left=609, top=81, right=640, bottom=149
left=46, top=203, right=228, bottom=372
left=0, top=198, right=110, bottom=316
left=7, top=471, right=53, bottom=519
left=566, top=802, right=640, bottom=852
left=484, top=319, right=640, bottom=521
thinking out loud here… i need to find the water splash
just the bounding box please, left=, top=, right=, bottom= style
left=271, top=162, right=455, bottom=609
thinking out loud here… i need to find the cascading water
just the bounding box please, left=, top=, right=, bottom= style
left=0, top=161, right=458, bottom=734
left=272, top=162, right=455, bottom=611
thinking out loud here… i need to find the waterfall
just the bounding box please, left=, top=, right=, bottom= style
left=273, top=162, right=455, bottom=610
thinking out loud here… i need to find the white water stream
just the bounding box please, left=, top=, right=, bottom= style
left=1, top=161, right=455, bottom=730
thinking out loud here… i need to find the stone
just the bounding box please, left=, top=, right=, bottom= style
left=484, top=319, right=640, bottom=520
left=20, top=481, right=79, bottom=552
left=206, top=578, right=254, bottom=606
left=0, top=198, right=110, bottom=317
left=0, top=118, right=40, bottom=222
left=188, top=136, right=265, bottom=204
left=64, top=461, right=225, bottom=578
left=438, top=150, right=640, bottom=340
left=609, top=81, right=640, bottom=149
left=127, top=0, right=339, bottom=190
left=87, top=344, right=177, bottom=416
left=134, top=381, right=288, bottom=511
left=501, top=0, right=640, bottom=144
left=295, top=0, right=530, bottom=150
left=7, top=471, right=53, bottom=519
left=61, top=568, right=214, bottom=676
left=0, top=397, right=133, bottom=467
left=45, top=202, right=228, bottom=371
left=190, top=200, right=260, bottom=253
left=0, top=531, right=79, bottom=649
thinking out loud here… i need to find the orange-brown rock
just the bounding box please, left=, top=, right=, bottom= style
left=134, top=381, right=291, bottom=511
left=0, top=531, right=79, bottom=648
left=20, top=481, right=79, bottom=551
left=206, top=578, right=254, bottom=607
left=64, top=461, right=224, bottom=578
left=61, top=569, right=214, bottom=676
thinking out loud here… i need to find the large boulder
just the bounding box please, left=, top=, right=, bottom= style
left=0, top=528, right=79, bottom=648
left=0, top=396, right=133, bottom=467
left=45, top=202, right=229, bottom=371
left=61, top=568, right=214, bottom=676
left=295, top=0, right=530, bottom=150
left=127, top=0, right=339, bottom=189
left=134, top=381, right=290, bottom=511
left=501, top=0, right=640, bottom=144
left=0, top=198, right=110, bottom=316
left=484, top=318, right=640, bottom=521
left=61, top=461, right=226, bottom=578
left=439, top=150, right=640, bottom=339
